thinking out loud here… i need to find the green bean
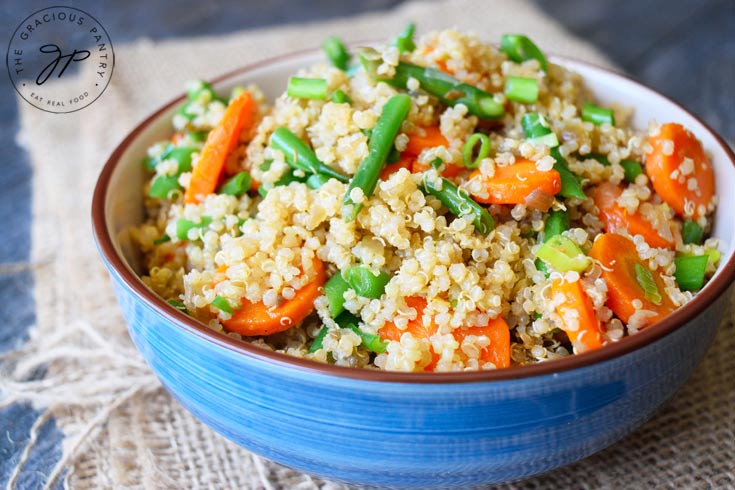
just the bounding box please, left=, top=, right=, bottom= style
left=335, top=311, right=387, bottom=354
left=585, top=153, right=611, bottom=166
left=258, top=168, right=308, bottom=198
left=175, top=216, right=212, bottom=240
left=582, top=102, right=615, bottom=126
left=543, top=209, right=569, bottom=242
left=550, top=148, right=586, bottom=199
left=682, top=220, right=705, bottom=245
left=322, top=36, right=351, bottom=71
left=219, top=171, right=252, bottom=196
left=462, top=133, right=490, bottom=169
left=342, top=94, right=411, bottom=221
left=621, top=160, right=643, bottom=183
left=306, top=173, right=332, bottom=189
left=420, top=173, right=494, bottom=235
left=161, top=146, right=197, bottom=173
left=308, top=326, right=329, bottom=353
left=393, top=23, right=416, bottom=53
left=500, top=34, right=548, bottom=71
left=674, top=255, right=709, bottom=291
left=149, top=175, right=181, bottom=199
left=331, top=89, right=351, bottom=104
left=344, top=266, right=391, bottom=299
left=324, top=273, right=350, bottom=317
left=269, top=127, right=348, bottom=182
left=359, top=49, right=504, bottom=120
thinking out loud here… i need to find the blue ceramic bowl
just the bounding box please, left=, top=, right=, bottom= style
left=92, top=50, right=735, bottom=488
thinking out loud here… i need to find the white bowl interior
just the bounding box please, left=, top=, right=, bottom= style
left=105, top=52, right=735, bottom=289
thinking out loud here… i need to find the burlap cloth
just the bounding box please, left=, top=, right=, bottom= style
left=3, top=0, right=733, bottom=488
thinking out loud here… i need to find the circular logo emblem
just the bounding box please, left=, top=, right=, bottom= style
left=6, top=6, right=114, bottom=113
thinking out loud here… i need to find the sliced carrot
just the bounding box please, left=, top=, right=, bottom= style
left=470, top=159, right=561, bottom=204
left=646, top=123, right=714, bottom=219
left=222, top=258, right=325, bottom=336
left=550, top=278, right=604, bottom=353
left=453, top=317, right=511, bottom=368
left=379, top=297, right=511, bottom=370
left=588, top=233, right=676, bottom=328
left=590, top=182, right=678, bottom=250
left=411, top=160, right=463, bottom=178
left=404, top=126, right=449, bottom=157
left=380, top=155, right=414, bottom=180
left=184, top=91, right=256, bottom=204
left=379, top=297, right=434, bottom=342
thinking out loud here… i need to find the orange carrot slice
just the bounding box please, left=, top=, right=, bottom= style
left=379, top=297, right=511, bottom=370
left=646, top=123, right=714, bottom=219
left=222, top=259, right=325, bottom=336
left=184, top=91, right=256, bottom=204
left=453, top=316, right=511, bottom=368
left=470, top=159, right=561, bottom=204
left=404, top=126, right=448, bottom=157
left=590, top=182, right=678, bottom=250
left=588, top=233, right=675, bottom=328
left=550, top=278, right=604, bottom=353
left=380, top=155, right=414, bottom=180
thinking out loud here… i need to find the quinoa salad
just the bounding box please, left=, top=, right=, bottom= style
left=132, top=26, right=721, bottom=372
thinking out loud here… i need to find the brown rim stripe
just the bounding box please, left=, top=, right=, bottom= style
left=91, top=48, right=735, bottom=384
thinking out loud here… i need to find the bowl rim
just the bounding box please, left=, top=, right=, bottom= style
left=92, top=46, right=735, bottom=384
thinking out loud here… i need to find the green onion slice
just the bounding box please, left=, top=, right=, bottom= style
left=634, top=263, right=663, bottom=305
left=536, top=235, right=591, bottom=272
left=211, top=295, right=234, bottom=314
left=504, top=76, right=539, bottom=103
left=287, top=77, right=328, bottom=100
left=543, top=210, right=570, bottom=242
left=462, top=133, right=491, bottom=169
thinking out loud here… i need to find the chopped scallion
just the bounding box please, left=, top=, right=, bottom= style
left=462, top=133, right=491, bottom=169
left=536, top=235, right=591, bottom=272
left=504, top=76, right=539, bottom=103
left=544, top=210, right=570, bottom=242
left=521, top=113, right=551, bottom=138
left=634, top=263, right=662, bottom=304
left=287, top=77, right=328, bottom=100
left=528, top=132, right=559, bottom=148
left=211, top=295, right=234, bottom=314
left=176, top=216, right=212, bottom=240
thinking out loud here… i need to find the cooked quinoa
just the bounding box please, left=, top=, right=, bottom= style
left=132, top=27, right=720, bottom=372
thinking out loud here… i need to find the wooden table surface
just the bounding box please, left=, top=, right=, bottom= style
left=0, top=0, right=732, bottom=487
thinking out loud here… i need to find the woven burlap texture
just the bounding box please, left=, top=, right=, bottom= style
left=4, top=0, right=733, bottom=488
